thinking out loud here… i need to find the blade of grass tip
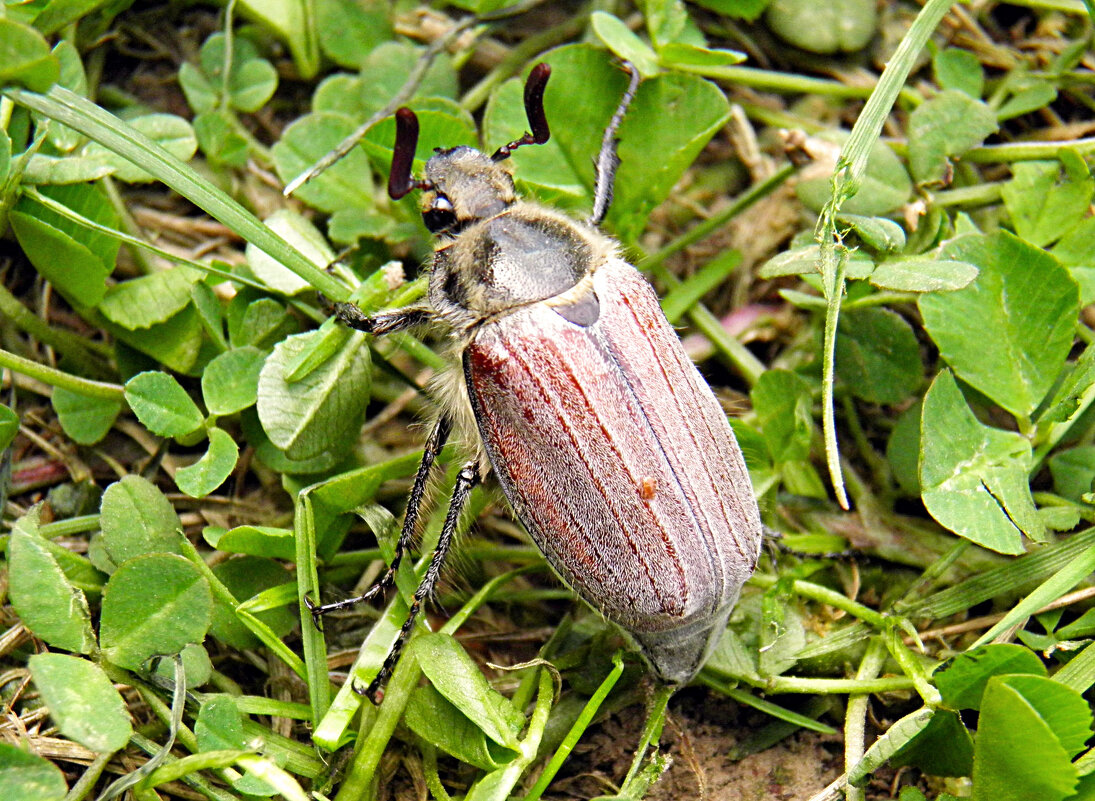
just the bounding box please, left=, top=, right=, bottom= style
left=970, top=540, right=1095, bottom=649
left=522, top=651, right=626, bottom=801
left=814, top=0, right=957, bottom=510
left=4, top=85, right=347, bottom=301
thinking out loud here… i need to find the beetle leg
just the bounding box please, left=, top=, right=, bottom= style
left=589, top=62, right=641, bottom=227
left=332, top=302, right=433, bottom=335
left=358, top=459, right=482, bottom=703
left=304, top=416, right=453, bottom=628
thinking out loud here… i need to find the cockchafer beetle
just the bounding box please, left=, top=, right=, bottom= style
left=307, top=62, right=763, bottom=701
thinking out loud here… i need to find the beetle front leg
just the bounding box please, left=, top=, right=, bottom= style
left=359, top=459, right=482, bottom=703
left=304, top=415, right=453, bottom=627
left=332, top=301, right=433, bottom=336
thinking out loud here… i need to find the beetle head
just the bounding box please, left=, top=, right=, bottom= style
left=387, top=63, right=552, bottom=237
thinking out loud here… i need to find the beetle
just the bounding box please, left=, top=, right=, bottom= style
left=308, top=62, right=763, bottom=701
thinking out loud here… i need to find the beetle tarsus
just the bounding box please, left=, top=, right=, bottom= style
left=590, top=61, right=641, bottom=227
left=302, top=594, right=324, bottom=631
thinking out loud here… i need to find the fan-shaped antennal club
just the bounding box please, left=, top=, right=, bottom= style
left=491, top=62, right=552, bottom=162
left=388, top=108, right=432, bottom=199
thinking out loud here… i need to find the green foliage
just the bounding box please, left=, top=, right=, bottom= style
left=99, top=475, right=185, bottom=563
left=0, top=404, right=17, bottom=450
left=919, top=232, right=1079, bottom=419
left=764, top=0, right=877, bottom=54
left=3, top=2, right=1095, bottom=800
left=907, top=90, right=998, bottom=185
left=920, top=370, right=1041, bottom=554
left=8, top=508, right=96, bottom=653
left=99, top=553, right=213, bottom=669
left=28, top=653, right=133, bottom=753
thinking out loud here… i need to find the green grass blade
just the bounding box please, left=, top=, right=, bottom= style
left=4, top=86, right=347, bottom=300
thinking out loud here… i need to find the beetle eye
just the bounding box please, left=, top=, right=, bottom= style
left=423, top=195, right=457, bottom=233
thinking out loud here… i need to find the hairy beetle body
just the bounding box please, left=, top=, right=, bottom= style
left=313, top=62, right=762, bottom=697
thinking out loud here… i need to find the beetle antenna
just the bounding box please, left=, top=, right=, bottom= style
left=589, top=62, right=640, bottom=227
left=491, top=62, right=552, bottom=162
left=389, top=108, right=433, bottom=199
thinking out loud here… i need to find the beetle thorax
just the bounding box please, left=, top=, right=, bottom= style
left=428, top=203, right=617, bottom=329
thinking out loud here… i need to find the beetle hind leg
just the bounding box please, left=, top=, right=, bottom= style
left=305, top=416, right=453, bottom=628
left=358, top=459, right=482, bottom=703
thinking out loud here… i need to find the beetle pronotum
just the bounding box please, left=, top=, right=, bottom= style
left=308, top=62, right=763, bottom=701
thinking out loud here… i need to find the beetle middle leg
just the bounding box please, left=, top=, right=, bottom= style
left=589, top=62, right=641, bottom=227
left=304, top=415, right=453, bottom=626
left=358, top=459, right=482, bottom=703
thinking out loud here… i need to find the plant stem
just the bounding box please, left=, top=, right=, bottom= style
left=844, top=638, right=888, bottom=801
left=965, top=136, right=1095, bottom=162
left=63, top=750, right=113, bottom=801
left=0, top=281, right=113, bottom=371
left=739, top=674, right=916, bottom=694
left=0, top=347, right=124, bottom=400
left=750, top=573, right=888, bottom=628
left=460, top=9, right=589, bottom=113
left=673, top=64, right=922, bottom=107
left=932, top=182, right=1004, bottom=207
left=620, top=681, right=674, bottom=791
left=639, top=163, right=798, bottom=274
